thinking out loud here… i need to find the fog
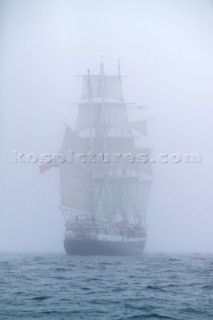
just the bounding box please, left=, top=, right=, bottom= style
left=0, top=0, right=213, bottom=253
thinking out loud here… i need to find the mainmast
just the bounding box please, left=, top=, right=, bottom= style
left=99, top=59, right=109, bottom=219
left=99, top=58, right=107, bottom=155
left=87, top=68, right=94, bottom=149
left=87, top=68, right=96, bottom=216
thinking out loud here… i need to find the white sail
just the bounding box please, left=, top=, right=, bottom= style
left=94, top=177, right=152, bottom=220
left=130, top=120, right=148, bottom=137
left=81, top=136, right=135, bottom=154
left=81, top=75, right=123, bottom=101
left=60, top=125, right=90, bottom=154
left=60, top=162, right=94, bottom=212
left=76, top=102, right=130, bottom=133
left=135, top=181, right=152, bottom=218
left=59, top=126, right=94, bottom=213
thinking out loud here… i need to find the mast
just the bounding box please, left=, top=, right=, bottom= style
left=87, top=68, right=93, bottom=149
left=87, top=68, right=96, bottom=216
left=100, top=59, right=109, bottom=219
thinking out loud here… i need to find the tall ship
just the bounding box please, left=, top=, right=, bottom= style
left=42, top=61, right=153, bottom=256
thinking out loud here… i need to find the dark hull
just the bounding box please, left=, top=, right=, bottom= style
left=64, top=238, right=146, bottom=256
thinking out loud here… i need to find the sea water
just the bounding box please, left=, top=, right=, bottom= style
left=0, top=253, right=212, bottom=319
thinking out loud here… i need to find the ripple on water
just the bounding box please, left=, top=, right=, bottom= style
left=0, top=253, right=212, bottom=320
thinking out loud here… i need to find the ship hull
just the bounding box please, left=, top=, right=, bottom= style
left=64, top=238, right=146, bottom=256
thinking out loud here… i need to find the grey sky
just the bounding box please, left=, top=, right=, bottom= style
left=0, top=0, right=213, bottom=252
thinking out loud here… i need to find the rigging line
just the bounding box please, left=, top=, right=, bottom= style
left=94, top=176, right=105, bottom=210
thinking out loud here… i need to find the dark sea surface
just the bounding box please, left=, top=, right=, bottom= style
left=0, top=253, right=212, bottom=320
